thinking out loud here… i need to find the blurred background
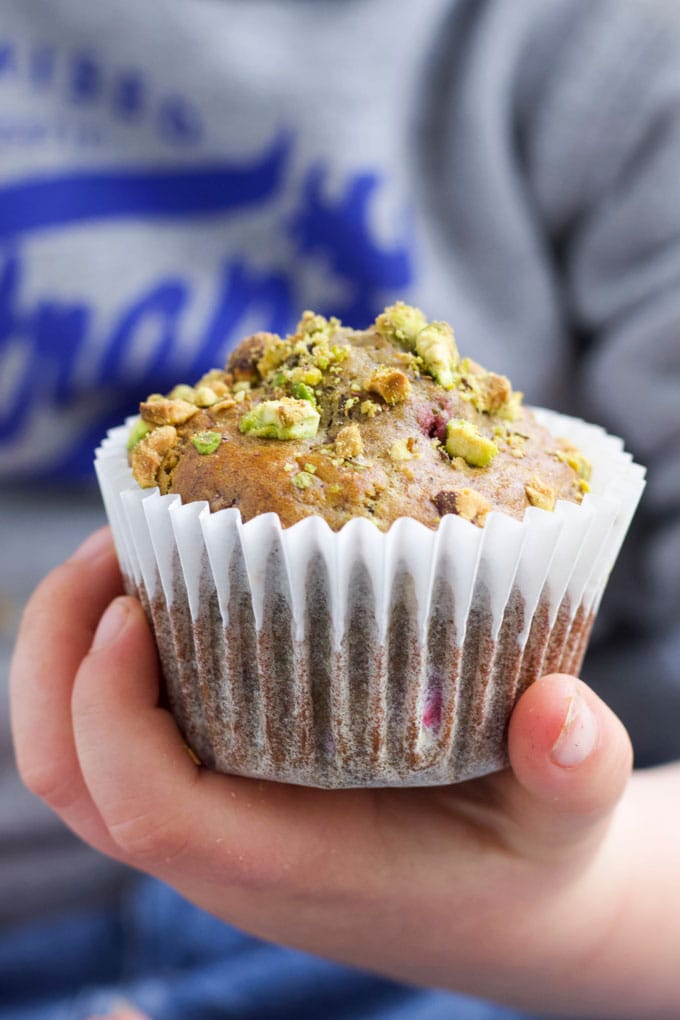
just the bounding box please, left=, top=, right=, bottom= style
left=1, top=0, right=679, bottom=1016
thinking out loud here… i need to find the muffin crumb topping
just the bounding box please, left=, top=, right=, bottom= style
left=433, top=487, right=491, bottom=525
left=367, top=367, right=411, bottom=404
left=127, top=303, right=591, bottom=529
left=334, top=423, right=364, bottom=459
left=525, top=475, right=556, bottom=511
left=131, top=425, right=178, bottom=487
left=140, top=397, right=199, bottom=427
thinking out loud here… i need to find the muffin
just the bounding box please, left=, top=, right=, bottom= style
left=96, top=305, right=645, bottom=787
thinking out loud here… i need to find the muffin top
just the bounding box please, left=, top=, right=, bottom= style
left=127, top=304, right=590, bottom=531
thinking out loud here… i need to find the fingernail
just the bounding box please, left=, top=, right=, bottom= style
left=92, top=599, right=128, bottom=651
left=71, top=528, right=112, bottom=563
left=550, top=692, right=598, bottom=768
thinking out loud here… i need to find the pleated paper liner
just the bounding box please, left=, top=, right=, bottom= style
left=95, top=408, right=645, bottom=788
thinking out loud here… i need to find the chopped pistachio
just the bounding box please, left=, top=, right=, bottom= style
left=415, top=322, right=460, bottom=389
left=304, top=463, right=317, bottom=474
left=360, top=400, right=380, bottom=417
left=292, top=470, right=315, bottom=489
left=343, top=396, right=359, bottom=413
left=291, top=381, right=317, bottom=404
left=495, top=390, right=523, bottom=421
left=555, top=443, right=592, bottom=481
left=375, top=301, right=427, bottom=349
left=191, top=430, right=221, bottom=455
left=525, top=476, right=556, bottom=511
left=445, top=419, right=498, bottom=467
left=289, top=365, right=323, bottom=387
left=297, top=310, right=341, bottom=340
left=350, top=382, right=362, bottom=393
left=311, top=342, right=332, bottom=370
left=506, top=432, right=526, bottom=459
left=328, top=483, right=342, bottom=494
left=389, top=439, right=411, bottom=462
left=169, top=384, right=195, bottom=403
left=210, top=379, right=231, bottom=397
left=331, top=343, right=349, bottom=362
left=283, top=462, right=296, bottom=473
left=127, top=417, right=151, bottom=451
left=257, top=338, right=293, bottom=378
left=234, top=389, right=247, bottom=403
left=194, top=386, right=219, bottom=407
left=211, top=398, right=236, bottom=413
left=145, top=393, right=165, bottom=403
left=239, top=398, right=320, bottom=440
left=196, top=368, right=227, bottom=388
left=232, top=381, right=251, bottom=393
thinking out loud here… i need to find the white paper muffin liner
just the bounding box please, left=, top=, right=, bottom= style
left=95, top=408, right=645, bottom=788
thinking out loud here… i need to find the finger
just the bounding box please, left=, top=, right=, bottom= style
left=87, top=1004, right=151, bottom=1020
left=71, top=593, right=332, bottom=886
left=87, top=1007, right=151, bottom=1020
left=9, top=527, right=129, bottom=858
left=504, top=673, right=633, bottom=860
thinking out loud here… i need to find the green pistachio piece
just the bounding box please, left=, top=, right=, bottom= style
left=288, top=365, right=323, bottom=386
left=296, top=310, right=341, bottom=340
left=127, top=417, right=151, bottom=451
left=194, top=386, right=219, bottom=407
left=495, top=390, right=523, bottom=422
left=445, top=419, right=498, bottom=467
left=375, top=302, right=427, bottom=349
left=416, top=322, right=460, bottom=389
left=169, top=384, right=196, bottom=403
left=191, top=430, right=221, bottom=455
left=555, top=445, right=592, bottom=481
left=291, top=381, right=317, bottom=404
left=257, top=338, right=293, bottom=378
left=292, top=470, right=315, bottom=489
left=525, top=476, right=556, bottom=511
left=330, top=344, right=349, bottom=362
left=239, top=398, right=320, bottom=440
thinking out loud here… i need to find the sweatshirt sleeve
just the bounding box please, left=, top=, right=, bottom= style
left=522, top=0, right=680, bottom=764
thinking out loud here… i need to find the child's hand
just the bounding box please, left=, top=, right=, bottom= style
left=10, top=529, right=650, bottom=1016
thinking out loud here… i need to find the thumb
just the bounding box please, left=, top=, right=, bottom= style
left=503, top=674, right=633, bottom=859
left=86, top=1003, right=151, bottom=1020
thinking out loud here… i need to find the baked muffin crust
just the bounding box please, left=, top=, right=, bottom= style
left=129, top=305, right=590, bottom=531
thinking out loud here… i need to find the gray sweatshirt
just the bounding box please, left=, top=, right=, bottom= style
left=1, top=0, right=679, bottom=926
